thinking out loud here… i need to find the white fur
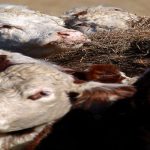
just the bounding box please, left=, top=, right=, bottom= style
left=0, top=50, right=74, bottom=149
left=62, top=5, right=139, bottom=34
left=120, top=71, right=138, bottom=84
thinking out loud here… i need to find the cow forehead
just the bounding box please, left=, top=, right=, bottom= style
left=0, top=63, right=74, bottom=91
left=0, top=63, right=68, bottom=78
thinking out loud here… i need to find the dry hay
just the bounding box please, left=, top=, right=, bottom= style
left=47, top=28, right=150, bottom=77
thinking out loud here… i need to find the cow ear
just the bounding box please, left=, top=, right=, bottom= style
left=70, top=64, right=127, bottom=83
left=0, top=55, right=13, bottom=72
left=86, top=64, right=125, bottom=83
left=69, top=85, right=136, bottom=110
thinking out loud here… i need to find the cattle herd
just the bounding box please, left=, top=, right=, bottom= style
left=0, top=4, right=150, bottom=150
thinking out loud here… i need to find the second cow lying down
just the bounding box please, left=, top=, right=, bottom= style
left=0, top=5, right=89, bottom=58
left=0, top=49, right=148, bottom=150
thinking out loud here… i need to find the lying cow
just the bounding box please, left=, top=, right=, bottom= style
left=0, top=5, right=89, bottom=58
left=62, top=5, right=139, bottom=34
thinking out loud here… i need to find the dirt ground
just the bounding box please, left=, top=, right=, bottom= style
left=0, top=0, right=149, bottom=16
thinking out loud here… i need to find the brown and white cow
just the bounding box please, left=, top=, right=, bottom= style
left=0, top=49, right=135, bottom=150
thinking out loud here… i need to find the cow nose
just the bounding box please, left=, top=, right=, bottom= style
left=57, top=32, right=70, bottom=37
left=57, top=30, right=91, bottom=44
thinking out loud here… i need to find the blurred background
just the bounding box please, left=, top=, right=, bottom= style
left=0, top=0, right=149, bottom=16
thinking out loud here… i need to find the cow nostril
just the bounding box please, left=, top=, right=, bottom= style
left=57, top=32, right=70, bottom=36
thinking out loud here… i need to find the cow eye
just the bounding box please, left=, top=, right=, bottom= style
left=28, top=91, right=49, bottom=100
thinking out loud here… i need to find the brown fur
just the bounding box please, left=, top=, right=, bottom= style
left=86, top=64, right=125, bottom=83
left=73, top=10, right=87, bottom=17
left=25, top=126, right=52, bottom=150
left=70, top=86, right=136, bottom=110
left=0, top=55, right=13, bottom=72
left=73, top=79, right=85, bottom=84
left=73, top=64, right=125, bottom=83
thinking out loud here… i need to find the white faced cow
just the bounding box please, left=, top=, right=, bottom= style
left=0, top=49, right=135, bottom=150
